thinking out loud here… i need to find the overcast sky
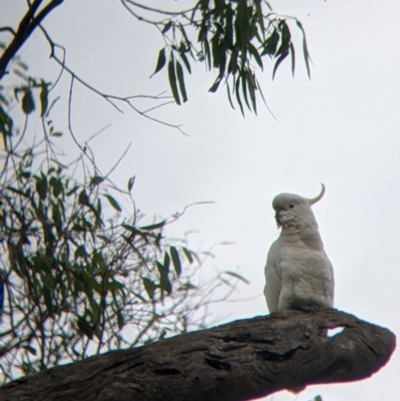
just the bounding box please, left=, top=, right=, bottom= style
left=1, top=0, right=400, bottom=400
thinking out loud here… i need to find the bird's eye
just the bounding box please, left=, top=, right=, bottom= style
left=289, top=203, right=295, bottom=209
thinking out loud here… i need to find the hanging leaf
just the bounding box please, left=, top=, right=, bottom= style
left=39, top=80, right=49, bottom=117
left=163, top=251, right=170, bottom=273
left=289, top=42, right=295, bottom=77
left=182, top=247, right=194, bottom=264
left=157, top=261, right=172, bottom=294
left=22, top=89, right=35, bottom=115
left=49, top=176, right=63, bottom=197
left=224, top=270, right=250, bottom=284
left=117, top=311, right=125, bottom=330
left=296, top=20, right=311, bottom=78
left=226, top=82, right=235, bottom=109
left=90, top=176, right=104, bottom=186
left=143, top=277, right=157, bottom=300
left=77, top=316, right=94, bottom=339
left=162, top=21, right=173, bottom=34
left=209, top=77, right=222, bottom=93
left=78, top=190, right=89, bottom=205
left=104, top=194, right=122, bottom=212
left=235, top=76, right=244, bottom=115
left=248, top=43, right=263, bottom=70
left=261, top=29, right=279, bottom=56
left=180, top=52, right=191, bottom=74
left=35, top=175, right=48, bottom=200
left=127, top=176, right=136, bottom=192
left=175, top=61, right=188, bottom=102
left=140, top=220, right=166, bottom=231
left=151, top=48, right=167, bottom=77
left=168, top=57, right=181, bottom=105
left=272, top=50, right=289, bottom=80
left=169, top=246, right=182, bottom=277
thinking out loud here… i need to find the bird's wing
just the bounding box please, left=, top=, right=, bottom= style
left=264, top=240, right=282, bottom=313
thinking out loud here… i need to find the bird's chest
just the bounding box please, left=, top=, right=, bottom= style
left=278, top=245, right=321, bottom=281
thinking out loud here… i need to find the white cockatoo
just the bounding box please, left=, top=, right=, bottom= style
left=264, top=184, right=334, bottom=313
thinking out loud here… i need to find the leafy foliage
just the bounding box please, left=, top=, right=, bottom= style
left=144, top=0, right=311, bottom=114
left=0, top=66, right=245, bottom=383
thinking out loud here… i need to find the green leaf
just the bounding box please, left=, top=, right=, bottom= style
left=175, top=61, right=188, bottom=103
left=77, top=316, right=94, bottom=339
left=254, top=0, right=265, bottom=38
left=35, top=175, right=48, bottom=200
left=168, top=57, right=181, bottom=105
left=276, top=20, right=291, bottom=57
left=104, top=194, right=122, bottom=212
left=163, top=251, right=170, bottom=273
left=261, top=29, right=279, bottom=56
left=248, top=43, right=263, bottom=69
left=127, top=176, right=135, bottom=192
left=151, top=48, right=166, bottom=77
left=162, top=21, right=173, bottom=34
left=117, top=311, right=125, bottom=330
left=225, top=5, right=234, bottom=46
left=235, top=76, right=244, bottom=115
left=66, top=186, right=79, bottom=196
left=170, top=246, right=182, bottom=277
left=39, top=80, right=49, bottom=117
left=22, top=89, right=35, bottom=114
left=180, top=52, right=191, bottom=74
left=52, top=203, right=63, bottom=235
left=203, top=40, right=211, bottom=70
left=246, top=71, right=257, bottom=114
left=272, top=50, right=289, bottom=80
left=50, top=131, right=63, bottom=137
left=289, top=42, right=295, bottom=77
left=182, top=247, right=193, bottom=264
left=296, top=20, right=311, bottom=78
left=157, top=261, right=172, bottom=295
left=89, top=299, right=100, bottom=326
left=49, top=177, right=63, bottom=197
left=226, top=82, right=235, bottom=110
left=79, top=190, right=89, bottom=205
left=90, top=175, right=104, bottom=186
left=139, top=220, right=166, bottom=231
left=0, top=106, right=13, bottom=136
left=241, top=72, right=250, bottom=110
left=16, top=60, right=28, bottom=70
left=143, top=277, right=157, bottom=300
left=209, top=77, right=222, bottom=93
left=236, top=0, right=249, bottom=49
left=43, top=287, right=54, bottom=317
left=107, top=280, right=124, bottom=292
left=224, top=270, right=250, bottom=284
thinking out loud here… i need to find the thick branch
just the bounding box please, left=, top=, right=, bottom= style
left=0, top=0, right=65, bottom=79
left=0, top=309, right=395, bottom=401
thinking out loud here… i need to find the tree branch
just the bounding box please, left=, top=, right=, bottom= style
left=0, top=309, right=395, bottom=401
left=0, top=0, right=65, bottom=79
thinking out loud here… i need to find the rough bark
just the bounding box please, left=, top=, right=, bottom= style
left=0, top=309, right=395, bottom=401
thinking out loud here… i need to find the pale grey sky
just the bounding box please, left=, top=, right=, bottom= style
left=1, top=1, right=400, bottom=400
